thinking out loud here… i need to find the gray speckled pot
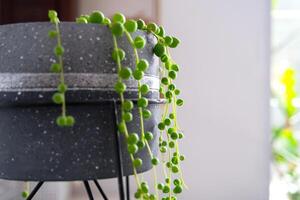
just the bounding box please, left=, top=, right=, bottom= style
left=0, top=22, right=162, bottom=181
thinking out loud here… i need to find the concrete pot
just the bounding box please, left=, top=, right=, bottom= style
left=0, top=22, right=161, bottom=181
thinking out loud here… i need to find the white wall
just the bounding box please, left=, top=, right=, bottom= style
left=161, top=0, right=270, bottom=199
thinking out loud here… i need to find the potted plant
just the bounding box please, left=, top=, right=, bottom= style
left=0, top=10, right=186, bottom=200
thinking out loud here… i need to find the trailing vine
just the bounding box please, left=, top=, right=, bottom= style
left=40, top=10, right=186, bottom=200
left=123, top=20, right=160, bottom=199
left=48, top=10, right=75, bottom=127
left=110, top=12, right=157, bottom=199
left=142, top=21, right=186, bottom=198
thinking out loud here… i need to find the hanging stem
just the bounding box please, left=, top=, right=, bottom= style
left=54, top=22, right=66, bottom=117
left=48, top=10, right=74, bottom=127
left=112, top=35, right=141, bottom=188
left=124, top=30, right=159, bottom=199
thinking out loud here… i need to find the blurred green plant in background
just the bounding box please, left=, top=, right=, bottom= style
left=272, top=0, right=278, bottom=9
left=272, top=68, right=300, bottom=200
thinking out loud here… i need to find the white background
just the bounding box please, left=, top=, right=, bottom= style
left=160, top=0, right=270, bottom=199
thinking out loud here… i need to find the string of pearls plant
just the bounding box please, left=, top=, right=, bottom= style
left=41, top=10, right=185, bottom=200
left=48, top=11, right=75, bottom=127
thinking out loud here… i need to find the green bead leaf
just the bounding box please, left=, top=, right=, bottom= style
left=123, top=112, right=133, bottom=122
left=137, top=97, right=148, bottom=108
left=56, top=116, right=67, bottom=127
left=145, top=132, right=154, bottom=141
left=140, top=84, right=150, bottom=95
left=172, top=166, right=179, bottom=173
left=137, top=19, right=146, bottom=29
left=151, top=157, right=159, bottom=165
left=142, top=109, right=152, bottom=119
left=66, top=116, right=75, bottom=127
left=168, top=84, right=176, bottom=91
left=128, top=144, right=138, bottom=154
left=169, top=37, right=180, bottom=48
left=133, top=158, right=143, bottom=167
left=48, top=10, right=57, bottom=20
left=164, top=118, right=171, bottom=126
left=119, top=67, right=132, bottom=80
left=127, top=133, right=139, bottom=144
left=137, top=140, right=145, bottom=149
left=161, top=77, right=169, bottom=85
left=76, top=17, right=88, bottom=24
left=50, top=63, right=61, bottom=73
left=123, top=100, right=134, bottom=111
left=171, top=64, right=180, bottom=72
left=103, top=17, right=111, bottom=25
left=176, top=99, right=184, bottom=106
left=113, top=12, right=126, bottom=24
left=164, top=36, right=173, bottom=46
left=111, top=22, right=124, bottom=36
left=125, top=20, right=138, bottom=32
left=22, top=191, right=29, bottom=198
left=89, top=11, right=104, bottom=24
left=173, top=185, right=183, bottom=194
left=52, top=93, right=64, bottom=104
left=118, top=122, right=126, bottom=133
left=153, top=43, right=166, bottom=57
left=133, top=70, right=144, bottom=80
left=147, top=22, right=158, bottom=33
left=171, top=132, right=179, bottom=140
left=168, top=70, right=177, bottom=80
left=112, top=48, right=125, bottom=61
left=157, top=26, right=165, bottom=37
left=48, top=30, right=58, bottom=38
left=114, top=81, right=126, bottom=93
left=54, top=45, right=64, bottom=56
left=163, top=186, right=170, bottom=193
left=158, top=122, right=165, bottom=130
left=134, top=36, right=146, bottom=49
left=57, top=83, right=68, bottom=93
left=137, top=59, right=149, bottom=71
left=160, top=54, right=169, bottom=63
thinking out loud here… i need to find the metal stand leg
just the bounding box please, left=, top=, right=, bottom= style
left=93, top=180, right=108, bottom=200
left=83, top=181, right=94, bottom=200
left=113, top=101, right=125, bottom=200
left=126, top=176, right=130, bottom=200
left=26, top=182, right=44, bottom=200
left=23, top=179, right=125, bottom=200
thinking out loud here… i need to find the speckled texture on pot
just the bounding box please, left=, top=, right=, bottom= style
left=0, top=22, right=163, bottom=181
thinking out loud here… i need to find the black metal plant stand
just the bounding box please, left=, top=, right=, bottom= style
left=26, top=101, right=130, bottom=200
